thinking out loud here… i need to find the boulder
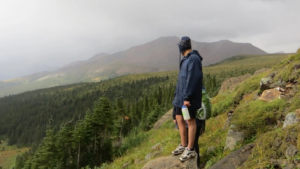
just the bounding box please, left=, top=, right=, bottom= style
left=153, top=109, right=173, bottom=130
left=259, top=88, right=282, bottom=102
left=224, top=125, right=245, bottom=150
left=260, top=77, right=273, bottom=90
left=219, top=74, right=251, bottom=93
left=142, top=155, right=197, bottom=169
left=283, top=113, right=299, bottom=128
left=210, top=143, right=254, bottom=169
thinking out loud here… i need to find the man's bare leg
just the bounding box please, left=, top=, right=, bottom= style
left=176, top=115, right=187, bottom=146
left=186, top=118, right=196, bottom=149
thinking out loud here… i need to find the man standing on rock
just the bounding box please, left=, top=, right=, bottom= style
left=172, top=36, right=203, bottom=162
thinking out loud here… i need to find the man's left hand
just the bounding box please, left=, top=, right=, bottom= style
left=183, top=101, right=191, bottom=107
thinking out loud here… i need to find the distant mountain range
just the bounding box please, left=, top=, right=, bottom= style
left=0, top=36, right=267, bottom=97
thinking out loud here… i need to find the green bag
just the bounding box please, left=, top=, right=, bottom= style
left=196, top=90, right=212, bottom=120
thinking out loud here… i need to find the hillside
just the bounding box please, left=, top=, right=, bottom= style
left=99, top=50, right=300, bottom=169
left=0, top=54, right=287, bottom=147
left=0, top=53, right=290, bottom=168
left=0, top=36, right=267, bottom=97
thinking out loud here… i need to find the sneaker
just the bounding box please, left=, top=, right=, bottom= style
left=172, top=144, right=186, bottom=155
left=179, top=148, right=196, bottom=162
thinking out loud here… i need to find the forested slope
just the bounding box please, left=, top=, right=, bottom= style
left=0, top=54, right=287, bottom=147
left=0, top=53, right=289, bottom=168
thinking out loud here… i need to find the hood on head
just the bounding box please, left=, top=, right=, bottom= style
left=188, top=50, right=203, bottom=61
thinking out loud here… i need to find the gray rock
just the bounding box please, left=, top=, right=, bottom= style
left=260, top=77, right=272, bottom=90
left=210, top=143, right=254, bottom=169
left=286, top=145, right=298, bottom=159
left=223, top=111, right=233, bottom=130
left=283, top=113, right=299, bottom=128
left=224, top=125, right=245, bottom=150
left=151, top=143, right=163, bottom=151
left=145, top=150, right=163, bottom=160
left=270, top=80, right=287, bottom=88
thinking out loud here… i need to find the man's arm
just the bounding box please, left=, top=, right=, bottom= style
left=184, top=55, right=202, bottom=102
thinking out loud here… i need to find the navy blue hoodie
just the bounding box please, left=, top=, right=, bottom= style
left=172, top=50, right=203, bottom=110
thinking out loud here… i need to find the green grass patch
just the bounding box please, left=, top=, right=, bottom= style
left=289, top=84, right=300, bottom=112
left=231, top=99, right=287, bottom=139
left=212, top=72, right=268, bottom=117
left=244, top=125, right=300, bottom=168
left=0, top=140, right=29, bottom=168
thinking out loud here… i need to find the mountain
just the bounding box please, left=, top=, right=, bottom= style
left=0, top=36, right=267, bottom=97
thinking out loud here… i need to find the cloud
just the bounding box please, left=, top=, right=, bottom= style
left=0, top=0, right=299, bottom=80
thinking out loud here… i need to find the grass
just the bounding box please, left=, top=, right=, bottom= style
left=99, top=113, right=230, bottom=169
left=211, top=71, right=269, bottom=117
left=98, top=54, right=292, bottom=169
left=231, top=99, right=287, bottom=138
left=100, top=120, right=181, bottom=169
left=244, top=125, right=300, bottom=168
left=0, top=140, right=29, bottom=169
left=1, top=53, right=293, bottom=168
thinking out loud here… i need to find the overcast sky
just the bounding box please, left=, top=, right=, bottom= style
left=0, top=0, right=300, bottom=80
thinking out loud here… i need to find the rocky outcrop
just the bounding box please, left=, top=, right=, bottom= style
left=142, top=155, right=197, bottom=169
left=259, top=72, right=275, bottom=91
left=259, top=88, right=282, bottom=102
left=209, top=143, right=254, bottom=169
left=219, top=74, right=251, bottom=93
left=153, top=109, right=173, bottom=130
left=224, top=125, right=245, bottom=150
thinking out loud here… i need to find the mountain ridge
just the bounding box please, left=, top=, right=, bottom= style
left=0, top=36, right=267, bottom=97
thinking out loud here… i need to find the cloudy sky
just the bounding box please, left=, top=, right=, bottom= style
left=0, top=0, right=299, bottom=80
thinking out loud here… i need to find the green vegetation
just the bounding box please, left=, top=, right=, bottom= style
left=0, top=140, right=29, bottom=169
left=0, top=53, right=290, bottom=168
left=0, top=54, right=287, bottom=147
left=204, top=54, right=287, bottom=96
left=95, top=53, right=299, bottom=169
left=0, top=73, right=177, bottom=146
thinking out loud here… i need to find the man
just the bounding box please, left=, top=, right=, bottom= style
left=172, top=36, right=203, bottom=162
left=173, top=86, right=207, bottom=168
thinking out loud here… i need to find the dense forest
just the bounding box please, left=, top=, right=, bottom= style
left=0, top=54, right=288, bottom=168
left=0, top=72, right=177, bottom=146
